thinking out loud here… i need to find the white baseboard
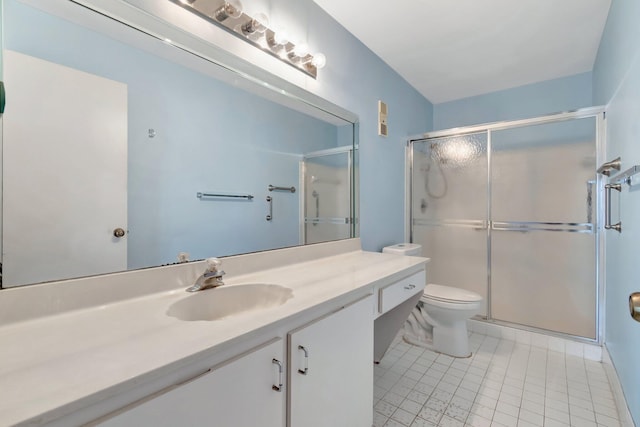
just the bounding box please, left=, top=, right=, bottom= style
left=602, top=345, right=636, bottom=427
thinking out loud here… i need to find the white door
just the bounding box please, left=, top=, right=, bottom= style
left=2, top=50, right=128, bottom=286
left=288, top=295, right=374, bottom=427
left=98, top=339, right=285, bottom=427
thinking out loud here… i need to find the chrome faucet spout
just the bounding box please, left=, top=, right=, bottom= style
left=186, top=258, right=226, bottom=292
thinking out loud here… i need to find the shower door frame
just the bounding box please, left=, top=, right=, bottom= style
left=300, top=145, right=356, bottom=245
left=406, top=106, right=607, bottom=344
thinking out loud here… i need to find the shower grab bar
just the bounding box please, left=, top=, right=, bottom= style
left=597, top=157, right=621, bottom=176
left=610, top=165, right=640, bottom=186
left=268, top=185, right=296, bottom=193
left=197, top=192, right=254, bottom=200
left=604, top=184, right=622, bottom=232
left=492, top=221, right=594, bottom=234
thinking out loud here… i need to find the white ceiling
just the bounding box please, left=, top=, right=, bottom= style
left=313, top=0, right=611, bottom=104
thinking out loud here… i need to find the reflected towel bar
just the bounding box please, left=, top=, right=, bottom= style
left=197, top=192, right=254, bottom=200
left=268, top=185, right=296, bottom=193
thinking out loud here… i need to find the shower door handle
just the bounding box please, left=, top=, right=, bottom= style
left=604, top=184, right=622, bottom=232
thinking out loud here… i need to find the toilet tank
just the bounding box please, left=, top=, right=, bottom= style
left=382, top=243, right=422, bottom=256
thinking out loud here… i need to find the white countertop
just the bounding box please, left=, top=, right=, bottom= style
left=0, top=249, right=426, bottom=426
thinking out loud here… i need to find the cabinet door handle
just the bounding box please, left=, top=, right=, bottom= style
left=272, top=358, right=283, bottom=392
left=404, top=284, right=416, bottom=290
left=297, top=345, right=309, bottom=375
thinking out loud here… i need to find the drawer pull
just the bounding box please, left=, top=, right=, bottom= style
left=298, top=345, right=309, bottom=375
left=404, top=284, right=416, bottom=290
left=272, top=358, right=283, bottom=392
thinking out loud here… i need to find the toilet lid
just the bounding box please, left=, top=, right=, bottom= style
left=424, top=284, right=483, bottom=303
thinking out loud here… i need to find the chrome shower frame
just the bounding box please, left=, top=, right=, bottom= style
left=406, top=106, right=607, bottom=345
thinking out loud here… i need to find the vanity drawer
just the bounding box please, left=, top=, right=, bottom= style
left=378, top=270, right=426, bottom=314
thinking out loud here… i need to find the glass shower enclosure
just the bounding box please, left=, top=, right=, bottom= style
left=409, top=109, right=604, bottom=341
left=302, top=146, right=355, bottom=244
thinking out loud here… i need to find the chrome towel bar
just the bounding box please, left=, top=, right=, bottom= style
left=611, top=165, right=640, bottom=186
left=268, top=185, right=296, bottom=193
left=197, top=192, right=254, bottom=200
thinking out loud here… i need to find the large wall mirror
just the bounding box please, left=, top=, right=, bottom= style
left=0, top=0, right=359, bottom=288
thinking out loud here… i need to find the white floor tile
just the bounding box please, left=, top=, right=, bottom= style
left=400, top=399, right=424, bottom=416
left=391, top=408, right=416, bottom=426
left=375, top=331, right=620, bottom=427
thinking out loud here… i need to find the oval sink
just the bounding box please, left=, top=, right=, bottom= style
left=167, top=284, right=293, bottom=321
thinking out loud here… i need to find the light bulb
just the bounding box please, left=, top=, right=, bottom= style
left=273, top=30, right=289, bottom=46
left=213, top=0, right=243, bottom=21
left=179, top=0, right=196, bottom=4
left=293, top=43, right=309, bottom=57
left=311, top=53, right=326, bottom=69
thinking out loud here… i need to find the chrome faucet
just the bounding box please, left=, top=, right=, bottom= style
left=186, top=258, right=226, bottom=292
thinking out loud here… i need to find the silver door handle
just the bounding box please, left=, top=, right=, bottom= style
left=604, top=183, right=622, bottom=232
left=297, top=345, right=309, bottom=375
left=272, top=358, right=283, bottom=392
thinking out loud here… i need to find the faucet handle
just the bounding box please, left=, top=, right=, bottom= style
left=205, top=257, right=222, bottom=272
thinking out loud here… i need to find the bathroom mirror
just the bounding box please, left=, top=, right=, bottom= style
left=0, top=0, right=358, bottom=288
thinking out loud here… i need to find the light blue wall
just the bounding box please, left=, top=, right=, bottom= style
left=593, top=0, right=640, bottom=424
left=300, top=3, right=434, bottom=250
left=4, top=0, right=434, bottom=264
left=4, top=0, right=341, bottom=268
left=433, top=72, right=593, bottom=130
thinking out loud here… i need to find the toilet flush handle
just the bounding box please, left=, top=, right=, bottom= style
left=404, top=284, right=416, bottom=290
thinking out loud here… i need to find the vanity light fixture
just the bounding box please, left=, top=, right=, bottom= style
left=170, top=0, right=326, bottom=78
left=213, top=0, right=243, bottom=22
left=241, top=13, right=269, bottom=35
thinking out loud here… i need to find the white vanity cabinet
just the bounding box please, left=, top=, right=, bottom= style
left=288, top=295, right=374, bottom=427
left=95, top=294, right=375, bottom=427
left=97, top=338, right=285, bottom=427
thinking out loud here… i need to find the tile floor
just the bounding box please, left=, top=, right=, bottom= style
left=374, top=332, right=624, bottom=427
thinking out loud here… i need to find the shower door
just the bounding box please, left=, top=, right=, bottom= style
left=411, top=133, right=489, bottom=315
left=491, top=118, right=597, bottom=338
left=303, top=148, right=354, bottom=244
left=410, top=112, right=601, bottom=340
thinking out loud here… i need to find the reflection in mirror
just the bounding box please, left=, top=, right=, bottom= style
left=0, top=0, right=358, bottom=288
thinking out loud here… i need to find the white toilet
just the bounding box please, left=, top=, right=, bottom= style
left=383, top=243, right=483, bottom=358
left=411, top=285, right=483, bottom=357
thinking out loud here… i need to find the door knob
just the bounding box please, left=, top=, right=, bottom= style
left=113, top=228, right=126, bottom=238
left=630, top=292, right=640, bottom=322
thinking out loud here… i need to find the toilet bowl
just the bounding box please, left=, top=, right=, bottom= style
left=405, top=284, right=482, bottom=358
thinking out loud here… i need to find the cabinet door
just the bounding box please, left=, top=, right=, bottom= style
left=288, top=295, right=374, bottom=427
left=98, top=339, right=284, bottom=427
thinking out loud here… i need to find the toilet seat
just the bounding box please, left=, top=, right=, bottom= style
left=423, top=284, right=482, bottom=304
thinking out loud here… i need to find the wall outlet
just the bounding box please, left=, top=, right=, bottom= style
left=378, top=100, right=388, bottom=137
